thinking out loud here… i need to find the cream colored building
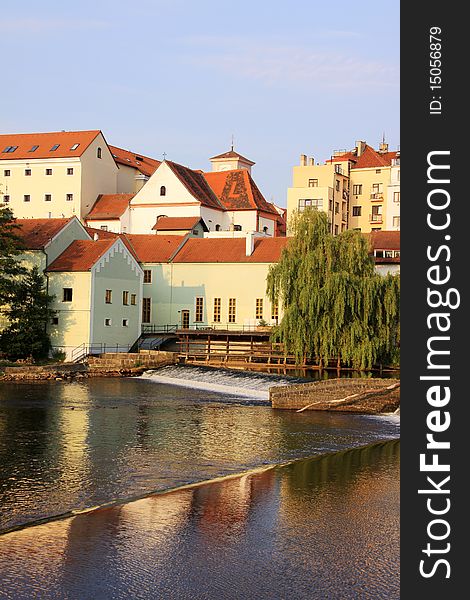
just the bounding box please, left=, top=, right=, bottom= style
left=287, top=140, right=400, bottom=234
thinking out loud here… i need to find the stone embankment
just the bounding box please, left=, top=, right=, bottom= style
left=0, top=351, right=178, bottom=381
left=270, top=377, right=400, bottom=414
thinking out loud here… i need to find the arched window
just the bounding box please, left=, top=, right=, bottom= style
left=215, top=224, right=221, bottom=231
left=160, top=185, right=166, bottom=196
left=97, top=147, right=102, bottom=159
left=263, top=226, right=268, bottom=234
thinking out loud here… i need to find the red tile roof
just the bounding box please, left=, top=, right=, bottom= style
left=210, top=149, right=255, bottom=165
left=84, top=227, right=119, bottom=240
left=46, top=239, right=116, bottom=272
left=15, top=218, right=76, bottom=249
left=85, top=194, right=134, bottom=220
left=172, top=237, right=290, bottom=263
left=123, top=234, right=185, bottom=263
left=152, top=216, right=205, bottom=231
left=203, top=169, right=278, bottom=215
left=109, top=145, right=160, bottom=177
left=0, top=130, right=101, bottom=160
left=165, top=160, right=224, bottom=210
left=328, top=144, right=399, bottom=169
left=367, top=230, right=400, bottom=251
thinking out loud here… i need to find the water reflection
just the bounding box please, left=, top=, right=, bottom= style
left=0, top=442, right=399, bottom=600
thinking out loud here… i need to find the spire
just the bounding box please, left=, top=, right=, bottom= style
left=231, top=134, right=234, bottom=152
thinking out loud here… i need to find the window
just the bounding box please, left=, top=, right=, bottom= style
left=142, top=298, right=151, bottom=323
left=335, top=164, right=343, bottom=175
left=45, top=168, right=52, bottom=175
left=334, top=225, right=339, bottom=235
left=394, top=251, right=401, bottom=258
left=370, top=205, right=383, bottom=223
left=131, top=294, right=136, bottom=306
left=393, top=216, right=401, bottom=228
left=233, top=224, right=242, bottom=231
left=215, top=224, right=221, bottom=231
left=3, top=170, right=10, bottom=176
left=213, top=298, right=221, bottom=322
left=97, top=147, right=102, bottom=159
left=298, top=198, right=323, bottom=211
left=2, top=146, right=18, bottom=153
left=100, top=225, right=108, bottom=231
left=122, top=319, right=129, bottom=327
left=50, top=144, right=60, bottom=151
left=143, top=270, right=152, bottom=283
left=393, top=191, right=400, bottom=203
left=376, top=169, right=382, bottom=174
left=271, top=301, right=279, bottom=321
left=29, top=145, right=39, bottom=152
left=308, top=179, right=318, bottom=187
left=228, top=298, right=236, bottom=323
left=51, top=317, right=59, bottom=325
left=123, top=291, right=129, bottom=305
left=70, top=143, right=79, bottom=151
left=160, top=185, right=166, bottom=196
left=335, top=180, right=340, bottom=191
left=24, top=195, right=31, bottom=202
left=105, top=318, right=112, bottom=327
left=105, top=289, right=112, bottom=304
left=25, top=169, right=31, bottom=176
left=255, top=298, right=263, bottom=320
left=63, top=288, right=73, bottom=302
left=67, top=168, right=74, bottom=175
left=3, top=195, right=9, bottom=203
left=334, top=202, right=339, bottom=214
left=329, top=199, right=333, bottom=211
left=372, top=183, right=383, bottom=193
left=353, top=184, right=362, bottom=195
left=195, top=297, right=204, bottom=322
left=44, top=194, right=52, bottom=202
left=352, top=206, right=362, bottom=217
left=66, top=193, right=73, bottom=202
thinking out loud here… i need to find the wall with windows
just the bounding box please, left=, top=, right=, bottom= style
left=348, top=166, right=393, bottom=232
left=385, top=164, right=400, bottom=230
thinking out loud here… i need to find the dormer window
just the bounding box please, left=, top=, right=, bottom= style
left=160, top=186, right=166, bottom=196
left=50, top=144, right=60, bottom=151
left=97, top=147, right=102, bottom=159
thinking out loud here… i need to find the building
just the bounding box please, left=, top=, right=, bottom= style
left=287, top=140, right=400, bottom=234
left=367, top=230, right=400, bottom=276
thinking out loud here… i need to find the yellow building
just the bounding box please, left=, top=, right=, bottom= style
left=287, top=140, right=400, bottom=234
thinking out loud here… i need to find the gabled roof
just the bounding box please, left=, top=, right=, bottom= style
left=123, top=234, right=185, bottom=263
left=0, top=130, right=101, bottom=160
left=172, top=237, right=290, bottom=263
left=46, top=239, right=116, bottom=272
left=109, top=145, right=160, bottom=177
left=203, top=169, right=278, bottom=215
left=15, top=218, right=77, bottom=249
left=165, top=160, right=224, bottom=210
left=152, top=216, right=208, bottom=232
left=367, top=230, right=400, bottom=251
left=329, top=144, right=399, bottom=169
left=210, top=149, right=255, bottom=165
left=85, top=194, right=135, bottom=220
left=84, top=226, right=119, bottom=240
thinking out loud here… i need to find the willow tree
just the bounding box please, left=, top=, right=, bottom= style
left=267, top=209, right=400, bottom=369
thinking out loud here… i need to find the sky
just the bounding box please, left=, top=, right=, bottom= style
left=1, top=0, right=399, bottom=207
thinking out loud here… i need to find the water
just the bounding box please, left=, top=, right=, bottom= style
left=0, top=368, right=400, bottom=598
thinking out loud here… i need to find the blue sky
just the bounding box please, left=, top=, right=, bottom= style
left=1, top=0, right=399, bottom=206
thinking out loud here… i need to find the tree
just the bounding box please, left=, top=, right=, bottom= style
left=0, top=266, right=55, bottom=361
left=266, top=209, right=400, bottom=369
left=0, top=206, right=26, bottom=305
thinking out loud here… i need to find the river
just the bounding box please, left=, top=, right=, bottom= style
left=0, top=366, right=400, bottom=599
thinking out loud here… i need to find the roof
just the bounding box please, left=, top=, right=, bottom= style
left=85, top=194, right=134, bottom=220
left=0, top=130, right=101, bottom=160
left=109, top=145, right=160, bottom=177
left=165, top=160, right=224, bottom=210
left=328, top=144, right=399, bottom=169
left=152, top=216, right=207, bottom=232
left=172, top=237, right=290, bottom=263
left=123, top=234, right=185, bottom=263
left=203, top=169, right=278, bottom=214
left=367, top=230, right=400, bottom=251
left=46, top=239, right=116, bottom=272
left=84, top=226, right=119, bottom=240
left=209, top=149, right=255, bottom=165
left=15, top=218, right=76, bottom=249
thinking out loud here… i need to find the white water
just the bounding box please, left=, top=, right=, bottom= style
left=139, top=365, right=309, bottom=400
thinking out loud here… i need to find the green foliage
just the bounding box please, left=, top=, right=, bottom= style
left=0, top=206, right=26, bottom=304
left=0, top=267, right=56, bottom=361
left=51, top=349, right=67, bottom=363
left=267, top=209, right=400, bottom=369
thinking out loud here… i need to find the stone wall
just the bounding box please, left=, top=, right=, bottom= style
left=86, top=351, right=177, bottom=372
left=270, top=378, right=400, bottom=413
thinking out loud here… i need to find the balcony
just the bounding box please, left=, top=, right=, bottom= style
left=369, top=213, right=383, bottom=224
left=370, top=193, right=384, bottom=201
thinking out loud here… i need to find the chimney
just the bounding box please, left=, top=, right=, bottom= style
left=93, top=233, right=99, bottom=241
left=300, top=154, right=307, bottom=166
left=355, top=141, right=366, bottom=156
left=246, top=231, right=255, bottom=256
left=308, top=157, right=315, bottom=166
